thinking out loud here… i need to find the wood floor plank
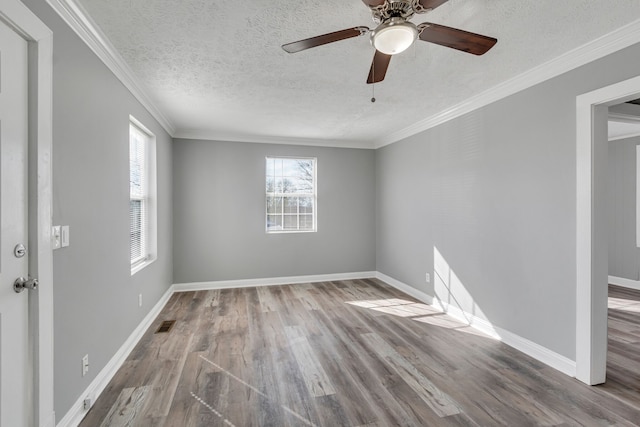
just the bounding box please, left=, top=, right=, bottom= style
left=284, top=325, right=336, bottom=397
left=99, top=386, right=150, bottom=427
left=361, top=332, right=460, bottom=418
left=256, top=285, right=279, bottom=313
left=290, top=284, right=322, bottom=311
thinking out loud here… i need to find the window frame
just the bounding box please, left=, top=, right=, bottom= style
left=129, top=116, right=157, bottom=274
left=265, top=156, right=317, bottom=234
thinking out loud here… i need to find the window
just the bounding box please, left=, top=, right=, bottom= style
left=129, top=117, right=157, bottom=274
left=266, top=157, right=316, bottom=233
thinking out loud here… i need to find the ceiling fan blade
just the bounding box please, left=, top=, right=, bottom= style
left=416, top=0, right=450, bottom=12
left=362, top=0, right=386, bottom=7
left=367, top=50, right=392, bottom=84
left=282, top=27, right=368, bottom=53
left=418, top=23, right=497, bottom=55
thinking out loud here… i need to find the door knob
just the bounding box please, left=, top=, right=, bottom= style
left=13, top=277, right=38, bottom=293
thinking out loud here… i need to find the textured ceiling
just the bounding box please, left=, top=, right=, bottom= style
left=76, top=0, right=640, bottom=146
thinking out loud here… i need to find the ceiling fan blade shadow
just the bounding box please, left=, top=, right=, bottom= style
left=367, top=50, right=392, bottom=84
left=282, top=27, right=369, bottom=53
left=418, top=23, right=497, bottom=55
left=417, top=0, right=450, bottom=12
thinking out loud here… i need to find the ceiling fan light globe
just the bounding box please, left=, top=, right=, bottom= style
left=371, top=21, right=418, bottom=55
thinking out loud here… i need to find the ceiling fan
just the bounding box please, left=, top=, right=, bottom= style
left=282, top=0, right=497, bottom=84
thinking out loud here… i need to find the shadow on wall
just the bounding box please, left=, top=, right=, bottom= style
left=433, top=246, right=500, bottom=339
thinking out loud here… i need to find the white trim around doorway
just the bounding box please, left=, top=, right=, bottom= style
left=576, top=74, right=640, bottom=386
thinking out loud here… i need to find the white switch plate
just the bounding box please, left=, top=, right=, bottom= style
left=82, top=354, right=89, bottom=377
left=61, top=226, right=70, bottom=247
left=52, top=226, right=61, bottom=249
left=425, top=273, right=431, bottom=283
left=138, top=294, right=142, bottom=307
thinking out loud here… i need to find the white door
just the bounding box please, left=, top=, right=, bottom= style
left=0, top=16, right=31, bottom=427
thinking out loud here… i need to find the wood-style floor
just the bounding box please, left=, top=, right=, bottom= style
left=80, top=279, right=640, bottom=426
left=604, top=284, right=640, bottom=409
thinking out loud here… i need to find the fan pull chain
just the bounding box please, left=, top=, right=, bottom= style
left=371, top=57, right=376, bottom=103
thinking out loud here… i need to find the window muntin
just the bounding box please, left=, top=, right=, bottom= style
left=130, top=118, right=157, bottom=273
left=266, top=157, right=316, bottom=233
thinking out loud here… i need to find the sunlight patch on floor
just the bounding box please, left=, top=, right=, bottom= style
left=346, top=299, right=441, bottom=317
left=413, top=315, right=490, bottom=337
left=345, top=298, right=494, bottom=338
left=608, top=297, right=640, bottom=313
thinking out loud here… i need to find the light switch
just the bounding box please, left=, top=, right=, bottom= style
left=52, top=226, right=61, bottom=250
left=61, top=226, right=70, bottom=247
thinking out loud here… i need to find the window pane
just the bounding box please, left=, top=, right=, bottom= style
left=267, top=196, right=282, bottom=214
left=274, top=158, right=283, bottom=177
left=282, top=178, right=292, bottom=193
left=284, top=197, right=298, bottom=214
left=130, top=134, right=144, bottom=197
left=295, top=159, right=313, bottom=180
left=130, top=199, right=143, bottom=260
left=283, top=215, right=298, bottom=230
left=267, top=214, right=282, bottom=231
left=266, top=177, right=275, bottom=193
left=285, top=177, right=312, bottom=192
left=299, top=197, right=313, bottom=214
left=282, top=159, right=299, bottom=177
left=299, top=214, right=314, bottom=230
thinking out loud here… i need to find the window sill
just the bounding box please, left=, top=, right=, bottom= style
left=131, top=256, right=156, bottom=276
left=266, top=230, right=317, bottom=234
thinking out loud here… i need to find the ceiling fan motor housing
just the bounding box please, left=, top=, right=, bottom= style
left=371, top=0, right=417, bottom=23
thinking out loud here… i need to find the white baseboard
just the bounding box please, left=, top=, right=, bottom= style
left=608, top=275, right=640, bottom=291
left=173, top=271, right=377, bottom=292
left=56, top=285, right=175, bottom=427
left=375, top=272, right=576, bottom=377
left=493, top=323, right=576, bottom=377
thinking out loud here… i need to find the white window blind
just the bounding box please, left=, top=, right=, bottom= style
left=130, top=120, right=154, bottom=270
left=266, top=157, right=316, bottom=233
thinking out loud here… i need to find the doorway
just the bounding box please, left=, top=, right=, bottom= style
left=576, top=75, right=640, bottom=385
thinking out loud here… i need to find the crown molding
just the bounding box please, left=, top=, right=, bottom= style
left=374, top=18, right=640, bottom=149
left=173, top=129, right=374, bottom=149
left=46, top=0, right=176, bottom=136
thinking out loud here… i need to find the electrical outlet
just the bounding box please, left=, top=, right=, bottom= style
left=82, top=354, right=89, bottom=377
left=425, top=273, right=431, bottom=283
left=138, top=294, right=143, bottom=307
left=83, top=398, right=92, bottom=410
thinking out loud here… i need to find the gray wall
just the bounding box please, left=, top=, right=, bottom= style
left=23, top=0, right=173, bottom=419
left=376, top=42, right=640, bottom=361
left=608, top=137, right=640, bottom=280
left=173, top=139, right=376, bottom=283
